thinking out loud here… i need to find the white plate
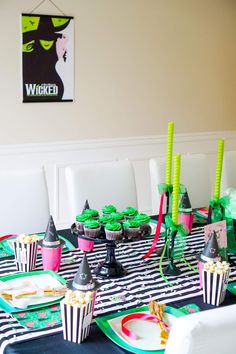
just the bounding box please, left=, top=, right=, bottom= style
left=108, top=311, right=176, bottom=351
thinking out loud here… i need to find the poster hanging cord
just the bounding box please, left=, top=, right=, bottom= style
left=29, top=0, right=66, bottom=16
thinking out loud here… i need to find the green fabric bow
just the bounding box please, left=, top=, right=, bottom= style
left=164, top=214, right=188, bottom=259
left=158, top=183, right=186, bottom=195
left=164, top=214, right=188, bottom=235
left=209, top=196, right=236, bottom=253
left=158, top=183, right=173, bottom=194
left=209, top=196, right=230, bottom=223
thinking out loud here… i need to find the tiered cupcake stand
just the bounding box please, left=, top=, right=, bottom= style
left=71, top=224, right=151, bottom=278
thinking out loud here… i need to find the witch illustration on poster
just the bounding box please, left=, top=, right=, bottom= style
left=22, top=14, right=74, bottom=102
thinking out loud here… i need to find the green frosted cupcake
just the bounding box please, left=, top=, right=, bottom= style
left=102, top=205, right=117, bottom=215
left=75, top=213, right=91, bottom=233
left=134, top=213, right=151, bottom=237
left=123, top=206, right=138, bottom=220
left=83, top=219, right=101, bottom=238
left=110, top=212, right=125, bottom=223
left=83, top=209, right=99, bottom=219
left=105, top=221, right=123, bottom=241
left=99, top=214, right=114, bottom=237
left=123, top=219, right=140, bottom=239
left=99, top=215, right=114, bottom=225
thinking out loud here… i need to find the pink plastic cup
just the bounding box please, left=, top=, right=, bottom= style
left=178, top=212, right=194, bottom=233
left=78, top=237, right=94, bottom=252
left=41, top=246, right=62, bottom=272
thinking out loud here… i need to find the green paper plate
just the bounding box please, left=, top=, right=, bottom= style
left=227, top=281, right=236, bottom=295
left=95, top=305, right=184, bottom=354
left=0, top=234, right=75, bottom=257
left=0, top=270, right=66, bottom=313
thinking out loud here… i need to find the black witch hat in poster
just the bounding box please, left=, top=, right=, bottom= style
left=22, top=14, right=74, bottom=102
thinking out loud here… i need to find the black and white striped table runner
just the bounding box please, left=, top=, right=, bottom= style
left=0, top=226, right=236, bottom=353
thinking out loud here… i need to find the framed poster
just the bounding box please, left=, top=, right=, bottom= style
left=22, top=14, right=74, bottom=102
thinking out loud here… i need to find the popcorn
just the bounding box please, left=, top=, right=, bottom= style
left=202, top=260, right=230, bottom=306
left=17, top=234, right=39, bottom=244
left=203, top=260, right=230, bottom=274
left=64, top=290, right=93, bottom=307
left=13, top=235, right=39, bottom=272
left=60, top=290, right=95, bottom=343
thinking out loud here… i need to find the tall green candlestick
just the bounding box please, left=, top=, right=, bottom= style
left=165, top=121, right=174, bottom=185
left=172, top=154, right=181, bottom=224
left=214, top=138, right=224, bottom=200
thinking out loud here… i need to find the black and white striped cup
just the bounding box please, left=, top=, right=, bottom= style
left=12, top=241, right=38, bottom=272
left=60, top=298, right=94, bottom=344
left=202, top=269, right=230, bottom=306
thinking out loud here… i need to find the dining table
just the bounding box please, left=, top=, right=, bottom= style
left=1, top=218, right=236, bottom=354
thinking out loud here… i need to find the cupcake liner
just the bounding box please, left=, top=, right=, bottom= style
left=140, top=224, right=151, bottom=237
left=84, top=227, right=101, bottom=239
left=124, top=227, right=140, bottom=240
left=60, top=298, right=94, bottom=343
left=124, top=215, right=135, bottom=220
left=75, top=221, right=84, bottom=233
left=105, top=230, right=123, bottom=241
left=13, top=240, right=38, bottom=272
left=202, top=269, right=230, bottom=306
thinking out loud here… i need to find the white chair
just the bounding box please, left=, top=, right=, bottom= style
left=65, top=160, right=138, bottom=218
left=149, top=154, right=211, bottom=213
left=0, top=167, right=50, bottom=235
left=221, top=151, right=236, bottom=193
left=165, top=304, right=236, bottom=354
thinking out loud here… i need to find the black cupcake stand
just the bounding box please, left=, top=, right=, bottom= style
left=71, top=224, right=151, bottom=279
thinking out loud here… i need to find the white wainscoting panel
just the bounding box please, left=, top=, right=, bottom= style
left=0, top=131, right=235, bottom=229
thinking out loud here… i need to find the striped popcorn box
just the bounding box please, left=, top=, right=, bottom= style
left=202, top=261, right=230, bottom=306
left=219, top=269, right=230, bottom=304
left=13, top=239, right=38, bottom=272
left=60, top=295, right=94, bottom=344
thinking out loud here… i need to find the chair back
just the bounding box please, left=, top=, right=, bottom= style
left=149, top=154, right=211, bottom=212
left=65, top=160, right=138, bottom=218
left=0, top=167, right=50, bottom=235
left=221, top=151, right=236, bottom=192
left=165, top=304, right=236, bottom=354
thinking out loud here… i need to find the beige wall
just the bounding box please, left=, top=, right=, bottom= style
left=0, top=0, right=236, bottom=144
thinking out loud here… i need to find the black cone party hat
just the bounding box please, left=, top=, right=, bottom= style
left=199, top=231, right=219, bottom=262
left=67, top=253, right=101, bottom=291
left=38, top=215, right=65, bottom=248
left=82, top=200, right=90, bottom=213
left=179, top=190, right=192, bottom=213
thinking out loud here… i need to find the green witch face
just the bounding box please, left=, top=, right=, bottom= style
left=22, top=15, right=71, bottom=101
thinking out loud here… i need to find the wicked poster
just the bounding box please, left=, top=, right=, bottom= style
left=22, top=14, right=74, bottom=102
